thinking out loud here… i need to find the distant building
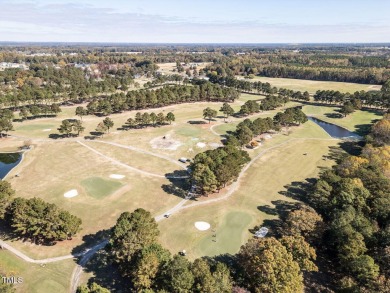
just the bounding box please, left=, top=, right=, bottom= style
left=0, top=62, right=29, bottom=71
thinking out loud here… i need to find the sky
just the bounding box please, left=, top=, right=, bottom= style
left=0, top=0, right=389, bottom=43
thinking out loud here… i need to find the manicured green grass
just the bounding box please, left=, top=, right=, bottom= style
left=81, top=177, right=123, bottom=199
left=0, top=250, right=74, bottom=293
left=241, top=76, right=381, bottom=93
left=197, top=211, right=252, bottom=256
left=159, top=122, right=338, bottom=259
left=303, top=105, right=383, bottom=134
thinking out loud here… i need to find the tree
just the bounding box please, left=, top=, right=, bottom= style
left=348, top=255, right=380, bottom=283
left=72, top=120, right=85, bottom=136
left=192, top=259, right=215, bottom=293
left=131, top=243, right=171, bottom=291
left=19, top=107, right=29, bottom=120
left=150, top=112, right=157, bottom=126
left=156, top=112, right=166, bottom=125
left=341, top=101, right=355, bottom=117
left=6, top=197, right=81, bottom=243
left=162, top=255, right=194, bottom=293
left=75, top=106, right=87, bottom=120
left=220, top=102, right=235, bottom=121
left=166, top=112, right=175, bottom=124
left=203, top=107, right=217, bottom=123
left=192, top=163, right=218, bottom=195
left=110, top=209, right=159, bottom=277
left=0, top=118, right=13, bottom=137
left=142, top=112, right=151, bottom=126
left=236, top=125, right=253, bottom=147
left=103, top=117, right=114, bottom=133
left=0, top=180, right=14, bottom=219
left=58, top=120, right=73, bottom=137
left=212, top=262, right=233, bottom=293
left=95, top=122, right=108, bottom=137
left=237, top=237, right=303, bottom=293
left=280, top=236, right=318, bottom=272
left=125, top=117, right=136, bottom=129
left=284, top=206, right=323, bottom=240
left=76, top=282, right=110, bottom=293
left=371, top=118, right=390, bottom=145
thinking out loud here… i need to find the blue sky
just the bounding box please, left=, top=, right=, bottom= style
left=0, top=0, right=389, bottom=43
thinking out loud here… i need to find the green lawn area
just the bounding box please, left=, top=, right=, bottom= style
left=0, top=251, right=74, bottom=293
left=81, top=177, right=123, bottom=199
left=197, top=211, right=252, bottom=256
left=241, top=76, right=381, bottom=93
left=159, top=122, right=338, bottom=259
left=303, top=105, right=383, bottom=134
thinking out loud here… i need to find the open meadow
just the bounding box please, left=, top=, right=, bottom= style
left=239, top=76, right=381, bottom=93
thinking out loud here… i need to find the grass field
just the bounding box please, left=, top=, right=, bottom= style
left=158, top=122, right=337, bottom=259
left=239, top=76, right=381, bottom=93
left=0, top=81, right=370, bottom=291
left=197, top=211, right=253, bottom=256
left=81, top=177, right=123, bottom=199
left=0, top=250, right=74, bottom=293
left=303, top=105, right=383, bottom=134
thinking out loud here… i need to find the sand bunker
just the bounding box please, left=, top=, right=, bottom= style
left=263, top=134, right=272, bottom=139
left=64, top=189, right=78, bottom=198
left=150, top=136, right=182, bottom=150
left=209, top=142, right=222, bottom=148
left=109, top=174, right=125, bottom=179
left=195, top=221, right=211, bottom=231
left=196, top=142, right=206, bottom=148
left=42, top=129, right=52, bottom=132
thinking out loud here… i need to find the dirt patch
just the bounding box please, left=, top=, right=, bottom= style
left=150, top=135, right=182, bottom=150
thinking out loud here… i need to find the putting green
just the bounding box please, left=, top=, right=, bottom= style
left=80, top=177, right=123, bottom=199
left=198, top=211, right=252, bottom=256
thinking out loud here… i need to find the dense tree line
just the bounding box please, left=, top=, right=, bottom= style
left=227, top=107, right=308, bottom=147
left=0, top=180, right=82, bottom=244
left=190, top=145, right=250, bottom=195
left=123, top=111, right=175, bottom=130
left=0, top=64, right=135, bottom=109
left=206, top=53, right=390, bottom=84
left=79, top=207, right=317, bottom=292
left=82, top=83, right=239, bottom=116
left=314, top=88, right=390, bottom=110
left=0, top=109, right=14, bottom=137
left=292, top=115, right=390, bottom=291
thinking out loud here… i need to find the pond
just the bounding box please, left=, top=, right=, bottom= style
left=0, top=152, right=22, bottom=179
left=308, top=117, right=362, bottom=139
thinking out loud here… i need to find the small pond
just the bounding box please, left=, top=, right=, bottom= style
left=308, top=117, right=361, bottom=139
left=0, top=152, right=22, bottom=179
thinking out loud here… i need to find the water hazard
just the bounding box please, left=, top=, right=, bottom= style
left=308, top=117, right=361, bottom=139
left=0, top=152, right=22, bottom=179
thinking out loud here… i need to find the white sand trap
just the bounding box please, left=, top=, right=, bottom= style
left=264, top=134, right=272, bottom=139
left=195, top=221, right=211, bottom=231
left=196, top=142, right=206, bottom=148
left=209, top=142, right=222, bottom=148
left=42, top=129, right=52, bottom=132
left=64, top=189, right=78, bottom=198
left=150, top=136, right=182, bottom=150
left=110, top=174, right=125, bottom=179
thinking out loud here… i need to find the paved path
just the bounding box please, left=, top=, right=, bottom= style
left=0, top=239, right=81, bottom=264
